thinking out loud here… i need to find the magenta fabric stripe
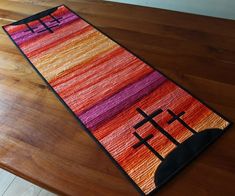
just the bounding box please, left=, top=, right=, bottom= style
left=79, top=71, right=166, bottom=130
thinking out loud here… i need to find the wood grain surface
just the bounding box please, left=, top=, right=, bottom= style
left=0, top=0, right=234, bottom=195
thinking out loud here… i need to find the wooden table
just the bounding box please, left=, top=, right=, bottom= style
left=0, top=1, right=235, bottom=195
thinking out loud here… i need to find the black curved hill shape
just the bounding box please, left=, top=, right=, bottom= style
left=154, top=128, right=222, bottom=187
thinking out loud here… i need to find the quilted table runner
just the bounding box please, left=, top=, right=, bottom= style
left=3, top=5, right=231, bottom=195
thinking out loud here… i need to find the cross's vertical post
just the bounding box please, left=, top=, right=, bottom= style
left=134, top=108, right=180, bottom=146
left=167, top=109, right=197, bottom=134
left=132, top=132, right=164, bottom=161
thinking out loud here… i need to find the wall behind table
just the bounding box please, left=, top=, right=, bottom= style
left=106, top=0, right=235, bottom=20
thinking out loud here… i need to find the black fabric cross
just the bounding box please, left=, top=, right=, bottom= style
left=132, top=132, right=164, bottom=161
left=167, top=109, right=197, bottom=134
left=49, top=14, right=61, bottom=23
left=25, top=23, right=35, bottom=33
left=25, top=14, right=61, bottom=34
left=134, top=108, right=179, bottom=146
left=38, top=18, right=53, bottom=33
left=132, top=107, right=198, bottom=160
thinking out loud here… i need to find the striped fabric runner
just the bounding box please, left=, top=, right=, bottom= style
left=3, top=5, right=231, bottom=195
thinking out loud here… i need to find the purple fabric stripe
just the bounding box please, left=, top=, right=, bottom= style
left=79, top=71, right=166, bottom=130
left=12, top=13, right=79, bottom=45
left=11, top=11, right=77, bottom=38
